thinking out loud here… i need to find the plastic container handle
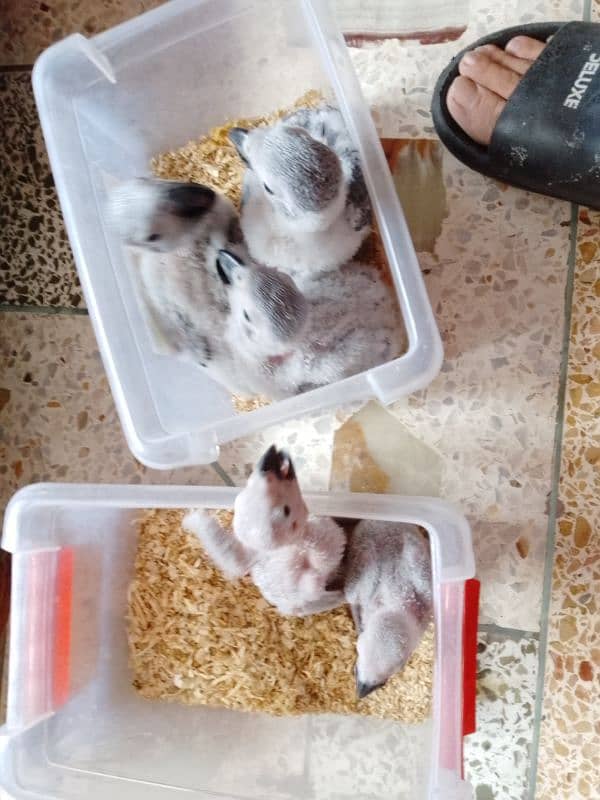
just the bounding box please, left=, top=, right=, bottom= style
left=5, top=548, right=72, bottom=731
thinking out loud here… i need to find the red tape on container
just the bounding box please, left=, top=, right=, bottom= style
left=52, top=548, right=73, bottom=708
left=462, top=578, right=480, bottom=737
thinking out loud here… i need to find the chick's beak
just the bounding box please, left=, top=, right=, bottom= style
left=229, top=127, right=250, bottom=166
left=257, top=445, right=296, bottom=481
left=258, top=444, right=282, bottom=477
left=355, top=666, right=386, bottom=699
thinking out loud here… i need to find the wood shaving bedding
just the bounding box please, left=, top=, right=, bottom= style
left=151, top=90, right=324, bottom=209
left=127, top=509, right=433, bottom=723
left=231, top=394, right=271, bottom=413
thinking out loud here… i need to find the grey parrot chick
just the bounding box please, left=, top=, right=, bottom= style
left=106, top=177, right=247, bottom=384
left=216, top=249, right=405, bottom=399
left=217, top=248, right=308, bottom=359
left=183, top=446, right=346, bottom=617
left=107, top=177, right=237, bottom=254
left=342, top=520, right=433, bottom=699
left=229, top=103, right=372, bottom=281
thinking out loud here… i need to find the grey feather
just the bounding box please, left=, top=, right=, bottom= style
left=238, top=102, right=372, bottom=277
left=222, top=254, right=405, bottom=399
left=343, top=520, right=433, bottom=696
left=106, top=177, right=260, bottom=394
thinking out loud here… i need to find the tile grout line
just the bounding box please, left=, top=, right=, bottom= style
left=478, top=623, right=540, bottom=641
left=526, top=202, right=579, bottom=800
left=583, top=0, right=592, bottom=20
left=0, top=64, right=33, bottom=72
left=0, top=304, right=88, bottom=316
left=210, top=462, right=236, bottom=487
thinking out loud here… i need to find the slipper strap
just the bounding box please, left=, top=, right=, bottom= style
left=490, top=21, right=600, bottom=207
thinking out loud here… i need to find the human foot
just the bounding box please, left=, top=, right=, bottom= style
left=446, top=35, right=546, bottom=146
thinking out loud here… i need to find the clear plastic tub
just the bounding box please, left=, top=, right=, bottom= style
left=0, top=483, right=475, bottom=800
left=32, top=0, right=443, bottom=470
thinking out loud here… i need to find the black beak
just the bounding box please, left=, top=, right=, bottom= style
left=258, top=445, right=296, bottom=480
left=355, top=667, right=386, bottom=699
left=229, top=127, right=250, bottom=166
left=216, top=249, right=245, bottom=286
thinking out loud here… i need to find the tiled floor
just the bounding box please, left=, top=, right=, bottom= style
left=534, top=215, right=600, bottom=798
left=0, top=70, right=82, bottom=308
left=1, top=2, right=599, bottom=800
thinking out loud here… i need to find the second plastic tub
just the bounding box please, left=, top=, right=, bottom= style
left=1, top=484, right=475, bottom=800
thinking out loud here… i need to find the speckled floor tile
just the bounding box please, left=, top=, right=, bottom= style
left=385, top=152, right=572, bottom=633
left=330, top=400, right=443, bottom=496
left=217, top=405, right=358, bottom=491
left=349, top=3, right=585, bottom=634
left=464, top=631, right=539, bottom=800
left=0, top=1, right=163, bottom=66
left=0, top=70, right=82, bottom=308
left=0, top=311, right=224, bottom=516
left=535, top=212, right=600, bottom=800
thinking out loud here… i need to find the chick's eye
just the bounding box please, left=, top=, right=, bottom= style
left=283, top=505, right=291, bottom=517
left=263, top=183, right=274, bottom=196
left=243, top=310, right=251, bottom=322
left=147, top=233, right=161, bottom=243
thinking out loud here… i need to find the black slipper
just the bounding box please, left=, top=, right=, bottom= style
left=431, top=21, right=600, bottom=208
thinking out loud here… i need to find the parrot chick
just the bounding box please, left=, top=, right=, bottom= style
left=342, top=520, right=433, bottom=699
left=216, top=249, right=404, bottom=399
left=229, top=103, right=371, bottom=282
left=183, top=445, right=346, bottom=617
left=106, top=177, right=249, bottom=389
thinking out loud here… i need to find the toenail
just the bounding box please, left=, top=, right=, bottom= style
left=448, top=76, right=478, bottom=108
left=461, top=51, right=477, bottom=67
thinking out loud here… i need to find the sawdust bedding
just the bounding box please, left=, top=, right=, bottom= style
left=151, top=91, right=395, bottom=415
left=127, top=508, right=434, bottom=724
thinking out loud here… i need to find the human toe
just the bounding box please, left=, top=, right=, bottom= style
left=459, top=46, right=522, bottom=100
left=447, top=75, right=506, bottom=146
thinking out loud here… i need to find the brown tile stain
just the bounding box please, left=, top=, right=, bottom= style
left=330, top=419, right=390, bottom=494
left=578, top=241, right=598, bottom=264
left=381, top=139, right=447, bottom=253
left=558, top=615, right=577, bottom=642
left=0, top=388, right=10, bottom=412
left=586, top=381, right=600, bottom=397
left=553, top=654, right=564, bottom=680
left=344, top=26, right=466, bottom=48
left=573, top=517, right=591, bottom=548
left=583, top=447, right=600, bottom=464
left=515, top=536, right=529, bottom=558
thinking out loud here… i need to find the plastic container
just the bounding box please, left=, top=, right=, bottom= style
left=0, top=483, right=475, bottom=800
left=32, top=0, right=443, bottom=470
